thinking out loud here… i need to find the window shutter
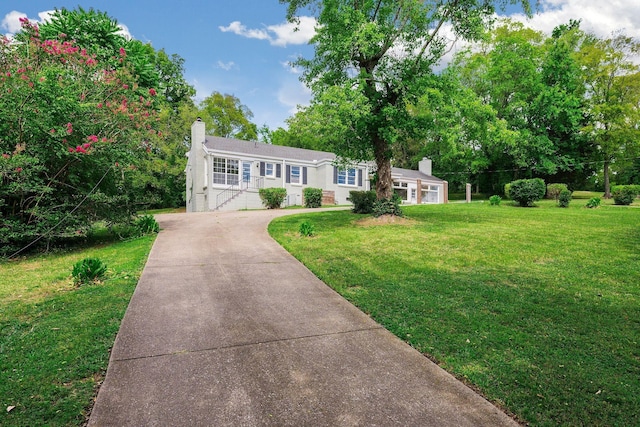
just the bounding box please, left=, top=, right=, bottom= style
left=333, top=166, right=338, bottom=184
left=260, top=162, right=265, bottom=177
left=303, top=167, right=308, bottom=185
left=286, top=165, right=291, bottom=183
left=358, top=169, right=363, bottom=187
left=276, top=164, right=281, bottom=178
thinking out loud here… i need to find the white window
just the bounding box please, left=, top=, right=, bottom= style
left=265, top=163, right=274, bottom=177
left=290, top=166, right=301, bottom=185
left=422, top=184, right=440, bottom=203
left=338, top=168, right=356, bottom=186
left=213, top=157, right=239, bottom=186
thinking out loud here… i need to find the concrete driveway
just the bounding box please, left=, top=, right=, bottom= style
left=88, top=209, right=519, bottom=426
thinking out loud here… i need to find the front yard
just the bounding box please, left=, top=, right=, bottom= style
left=269, top=200, right=639, bottom=426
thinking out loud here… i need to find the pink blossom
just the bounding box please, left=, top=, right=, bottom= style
left=66, top=122, right=73, bottom=134
left=83, top=142, right=92, bottom=149
left=50, top=129, right=56, bottom=134
left=15, top=167, right=23, bottom=173
left=148, top=88, right=157, bottom=96
left=101, top=137, right=107, bottom=142
left=2, top=153, right=10, bottom=159
left=119, top=47, right=126, bottom=57
left=122, top=84, right=129, bottom=89
left=68, top=147, right=74, bottom=153
left=87, top=135, right=98, bottom=143
left=97, top=103, right=103, bottom=109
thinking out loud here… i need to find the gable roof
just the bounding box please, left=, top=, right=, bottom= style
left=204, top=136, right=337, bottom=163
left=392, top=167, right=444, bottom=183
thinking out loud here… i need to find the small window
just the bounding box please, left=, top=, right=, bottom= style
left=338, top=168, right=356, bottom=186
left=265, top=163, right=274, bottom=177
left=291, top=165, right=301, bottom=185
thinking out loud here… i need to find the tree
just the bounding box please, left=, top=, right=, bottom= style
left=579, top=34, right=640, bottom=198
left=0, top=18, right=158, bottom=255
left=281, top=0, right=531, bottom=202
left=199, top=92, right=258, bottom=140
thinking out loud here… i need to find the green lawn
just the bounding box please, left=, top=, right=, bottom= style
left=269, top=200, right=640, bottom=426
left=0, top=235, right=156, bottom=426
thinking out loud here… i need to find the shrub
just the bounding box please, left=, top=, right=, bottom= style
left=612, top=187, right=636, bottom=205
left=259, top=188, right=287, bottom=209
left=72, top=258, right=107, bottom=285
left=489, top=195, right=502, bottom=206
left=611, top=184, right=640, bottom=197
left=373, top=194, right=403, bottom=217
left=299, top=221, right=315, bottom=237
left=135, top=214, right=159, bottom=234
left=348, top=190, right=376, bottom=214
left=504, top=183, right=511, bottom=199
left=585, top=197, right=601, bottom=208
left=547, top=183, right=568, bottom=201
left=303, top=187, right=323, bottom=208
left=509, top=178, right=546, bottom=207
left=558, top=189, right=572, bottom=208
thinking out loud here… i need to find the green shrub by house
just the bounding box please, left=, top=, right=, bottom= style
left=558, top=189, right=572, bottom=208
left=348, top=190, right=376, bottom=214
left=489, top=195, right=502, bottom=206
left=612, top=187, right=636, bottom=205
left=509, top=178, right=546, bottom=207
left=135, top=214, right=160, bottom=234
left=259, top=188, right=287, bottom=209
left=303, top=187, right=323, bottom=208
left=547, top=183, right=568, bottom=201
left=373, top=194, right=403, bottom=217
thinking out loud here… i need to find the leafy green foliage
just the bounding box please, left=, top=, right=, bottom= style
left=259, top=188, right=287, bottom=209
left=348, top=190, right=376, bottom=214
left=489, top=195, right=502, bottom=206
left=372, top=195, right=403, bottom=218
left=612, top=187, right=636, bottom=205
left=558, top=189, right=572, bottom=207
left=199, top=92, right=258, bottom=140
left=135, top=214, right=160, bottom=234
left=303, top=187, right=323, bottom=208
left=547, top=183, right=569, bottom=200
left=585, top=197, right=601, bottom=208
left=72, top=258, right=108, bottom=284
left=299, top=221, right=315, bottom=237
left=504, top=183, right=511, bottom=199
left=509, top=178, right=546, bottom=207
left=281, top=0, right=531, bottom=202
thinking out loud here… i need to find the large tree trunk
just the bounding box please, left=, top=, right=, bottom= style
left=374, top=135, right=393, bottom=200
left=603, top=160, right=611, bottom=198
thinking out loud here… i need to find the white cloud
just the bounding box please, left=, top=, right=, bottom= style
left=1, top=10, right=28, bottom=34
left=217, top=61, right=236, bottom=71
left=277, top=80, right=312, bottom=115
left=220, top=16, right=316, bottom=47
left=507, top=0, right=640, bottom=40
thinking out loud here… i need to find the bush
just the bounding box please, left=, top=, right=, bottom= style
left=303, top=187, right=323, bottom=208
left=504, top=183, right=511, bottom=199
left=612, top=187, right=636, bottom=205
left=348, top=190, right=376, bottom=214
left=558, top=189, right=572, bottom=208
left=373, top=194, right=403, bottom=217
left=611, top=184, right=640, bottom=197
left=509, top=178, right=546, bottom=207
left=299, top=221, right=315, bottom=237
left=259, top=188, right=287, bottom=209
left=489, top=195, right=502, bottom=206
left=585, top=197, right=601, bottom=208
left=547, top=183, right=568, bottom=201
left=135, top=214, right=159, bottom=234
left=72, top=258, right=108, bottom=285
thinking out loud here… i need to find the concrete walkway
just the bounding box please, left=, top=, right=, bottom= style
left=88, top=209, right=519, bottom=426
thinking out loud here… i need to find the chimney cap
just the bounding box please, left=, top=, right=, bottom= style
left=196, top=117, right=202, bottom=122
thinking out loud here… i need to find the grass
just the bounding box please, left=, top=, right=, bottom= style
left=268, top=200, right=640, bottom=426
left=0, top=234, right=156, bottom=426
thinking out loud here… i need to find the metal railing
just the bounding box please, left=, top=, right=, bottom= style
left=214, top=176, right=264, bottom=210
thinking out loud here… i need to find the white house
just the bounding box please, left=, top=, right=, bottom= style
left=186, top=119, right=447, bottom=212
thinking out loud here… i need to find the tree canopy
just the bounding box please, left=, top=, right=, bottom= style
left=281, top=0, right=531, bottom=201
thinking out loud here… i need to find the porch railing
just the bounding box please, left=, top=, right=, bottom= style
left=214, top=176, right=264, bottom=210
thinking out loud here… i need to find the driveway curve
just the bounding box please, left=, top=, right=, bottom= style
left=88, top=209, right=519, bottom=427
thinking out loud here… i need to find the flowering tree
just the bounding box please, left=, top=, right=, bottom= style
left=0, top=18, right=158, bottom=255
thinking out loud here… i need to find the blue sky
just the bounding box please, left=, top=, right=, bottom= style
left=2, top=1, right=639, bottom=130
